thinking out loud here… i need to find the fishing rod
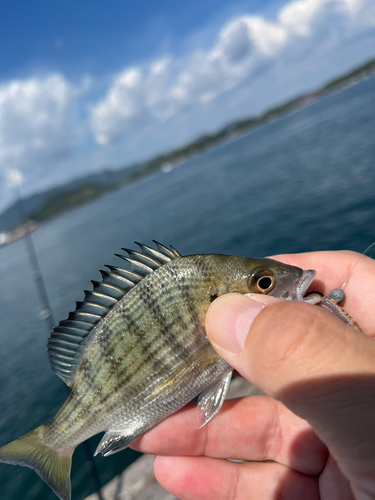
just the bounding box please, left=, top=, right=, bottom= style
left=13, top=170, right=104, bottom=500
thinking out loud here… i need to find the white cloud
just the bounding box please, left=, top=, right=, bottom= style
left=90, top=60, right=178, bottom=145
left=90, top=0, right=373, bottom=146
left=90, top=69, right=142, bottom=145
left=278, top=0, right=329, bottom=36
left=219, top=16, right=287, bottom=57
left=0, top=74, right=81, bottom=179
left=6, top=168, right=24, bottom=188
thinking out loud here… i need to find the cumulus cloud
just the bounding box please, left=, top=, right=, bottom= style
left=6, top=168, right=24, bottom=188
left=90, top=0, right=373, bottom=146
left=279, top=0, right=329, bottom=36
left=90, top=61, right=176, bottom=145
left=0, top=74, right=83, bottom=184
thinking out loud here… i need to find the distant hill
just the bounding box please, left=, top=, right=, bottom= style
left=1, top=56, right=374, bottom=233
left=0, top=165, right=140, bottom=232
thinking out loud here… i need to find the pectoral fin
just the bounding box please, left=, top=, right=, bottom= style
left=197, top=370, right=232, bottom=428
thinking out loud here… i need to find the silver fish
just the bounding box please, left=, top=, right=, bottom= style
left=0, top=242, right=316, bottom=500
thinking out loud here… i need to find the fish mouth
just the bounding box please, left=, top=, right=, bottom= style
left=282, top=269, right=316, bottom=302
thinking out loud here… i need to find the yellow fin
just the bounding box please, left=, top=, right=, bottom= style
left=0, top=424, right=73, bottom=500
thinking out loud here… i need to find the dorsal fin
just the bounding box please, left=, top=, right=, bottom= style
left=47, top=242, right=181, bottom=385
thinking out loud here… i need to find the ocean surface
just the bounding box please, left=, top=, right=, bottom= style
left=0, top=76, right=374, bottom=500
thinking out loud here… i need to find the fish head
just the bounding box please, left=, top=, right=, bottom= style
left=222, top=256, right=316, bottom=302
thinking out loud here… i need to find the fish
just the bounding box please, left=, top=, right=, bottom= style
left=0, top=242, right=317, bottom=500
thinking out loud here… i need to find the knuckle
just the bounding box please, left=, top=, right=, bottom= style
left=263, top=399, right=283, bottom=461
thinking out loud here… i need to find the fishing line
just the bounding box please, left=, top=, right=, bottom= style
left=341, top=240, right=375, bottom=291
left=328, top=241, right=375, bottom=303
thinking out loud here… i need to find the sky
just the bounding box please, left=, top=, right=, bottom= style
left=0, top=0, right=374, bottom=212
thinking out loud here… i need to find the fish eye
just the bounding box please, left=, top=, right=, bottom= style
left=249, top=271, right=276, bottom=294
left=258, top=276, right=273, bottom=290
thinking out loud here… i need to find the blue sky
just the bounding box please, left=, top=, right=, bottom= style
left=0, top=0, right=273, bottom=79
left=0, top=0, right=374, bottom=211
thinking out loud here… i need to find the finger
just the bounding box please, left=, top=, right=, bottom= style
left=133, top=395, right=327, bottom=475
left=154, top=456, right=320, bottom=500
left=320, top=456, right=355, bottom=500
left=269, top=250, right=375, bottom=335
left=205, top=293, right=375, bottom=484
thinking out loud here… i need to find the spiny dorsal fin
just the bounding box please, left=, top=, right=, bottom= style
left=47, top=242, right=181, bottom=385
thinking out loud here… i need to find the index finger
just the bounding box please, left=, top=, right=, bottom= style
left=132, top=395, right=327, bottom=476
left=269, top=250, right=375, bottom=336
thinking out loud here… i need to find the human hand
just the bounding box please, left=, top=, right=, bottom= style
left=132, top=251, right=375, bottom=500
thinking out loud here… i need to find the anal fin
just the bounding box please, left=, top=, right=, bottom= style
left=197, top=370, right=233, bottom=428
left=94, top=427, right=146, bottom=457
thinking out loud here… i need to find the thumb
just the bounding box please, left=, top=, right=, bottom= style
left=205, top=293, right=375, bottom=484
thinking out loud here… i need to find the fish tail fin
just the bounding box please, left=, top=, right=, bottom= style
left=0, top=424, right=73, bottom=500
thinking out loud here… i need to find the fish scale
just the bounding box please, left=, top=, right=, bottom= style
left=0, top=243, right=314, bottom=500
left=48, top=255, right=222, bottom=448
